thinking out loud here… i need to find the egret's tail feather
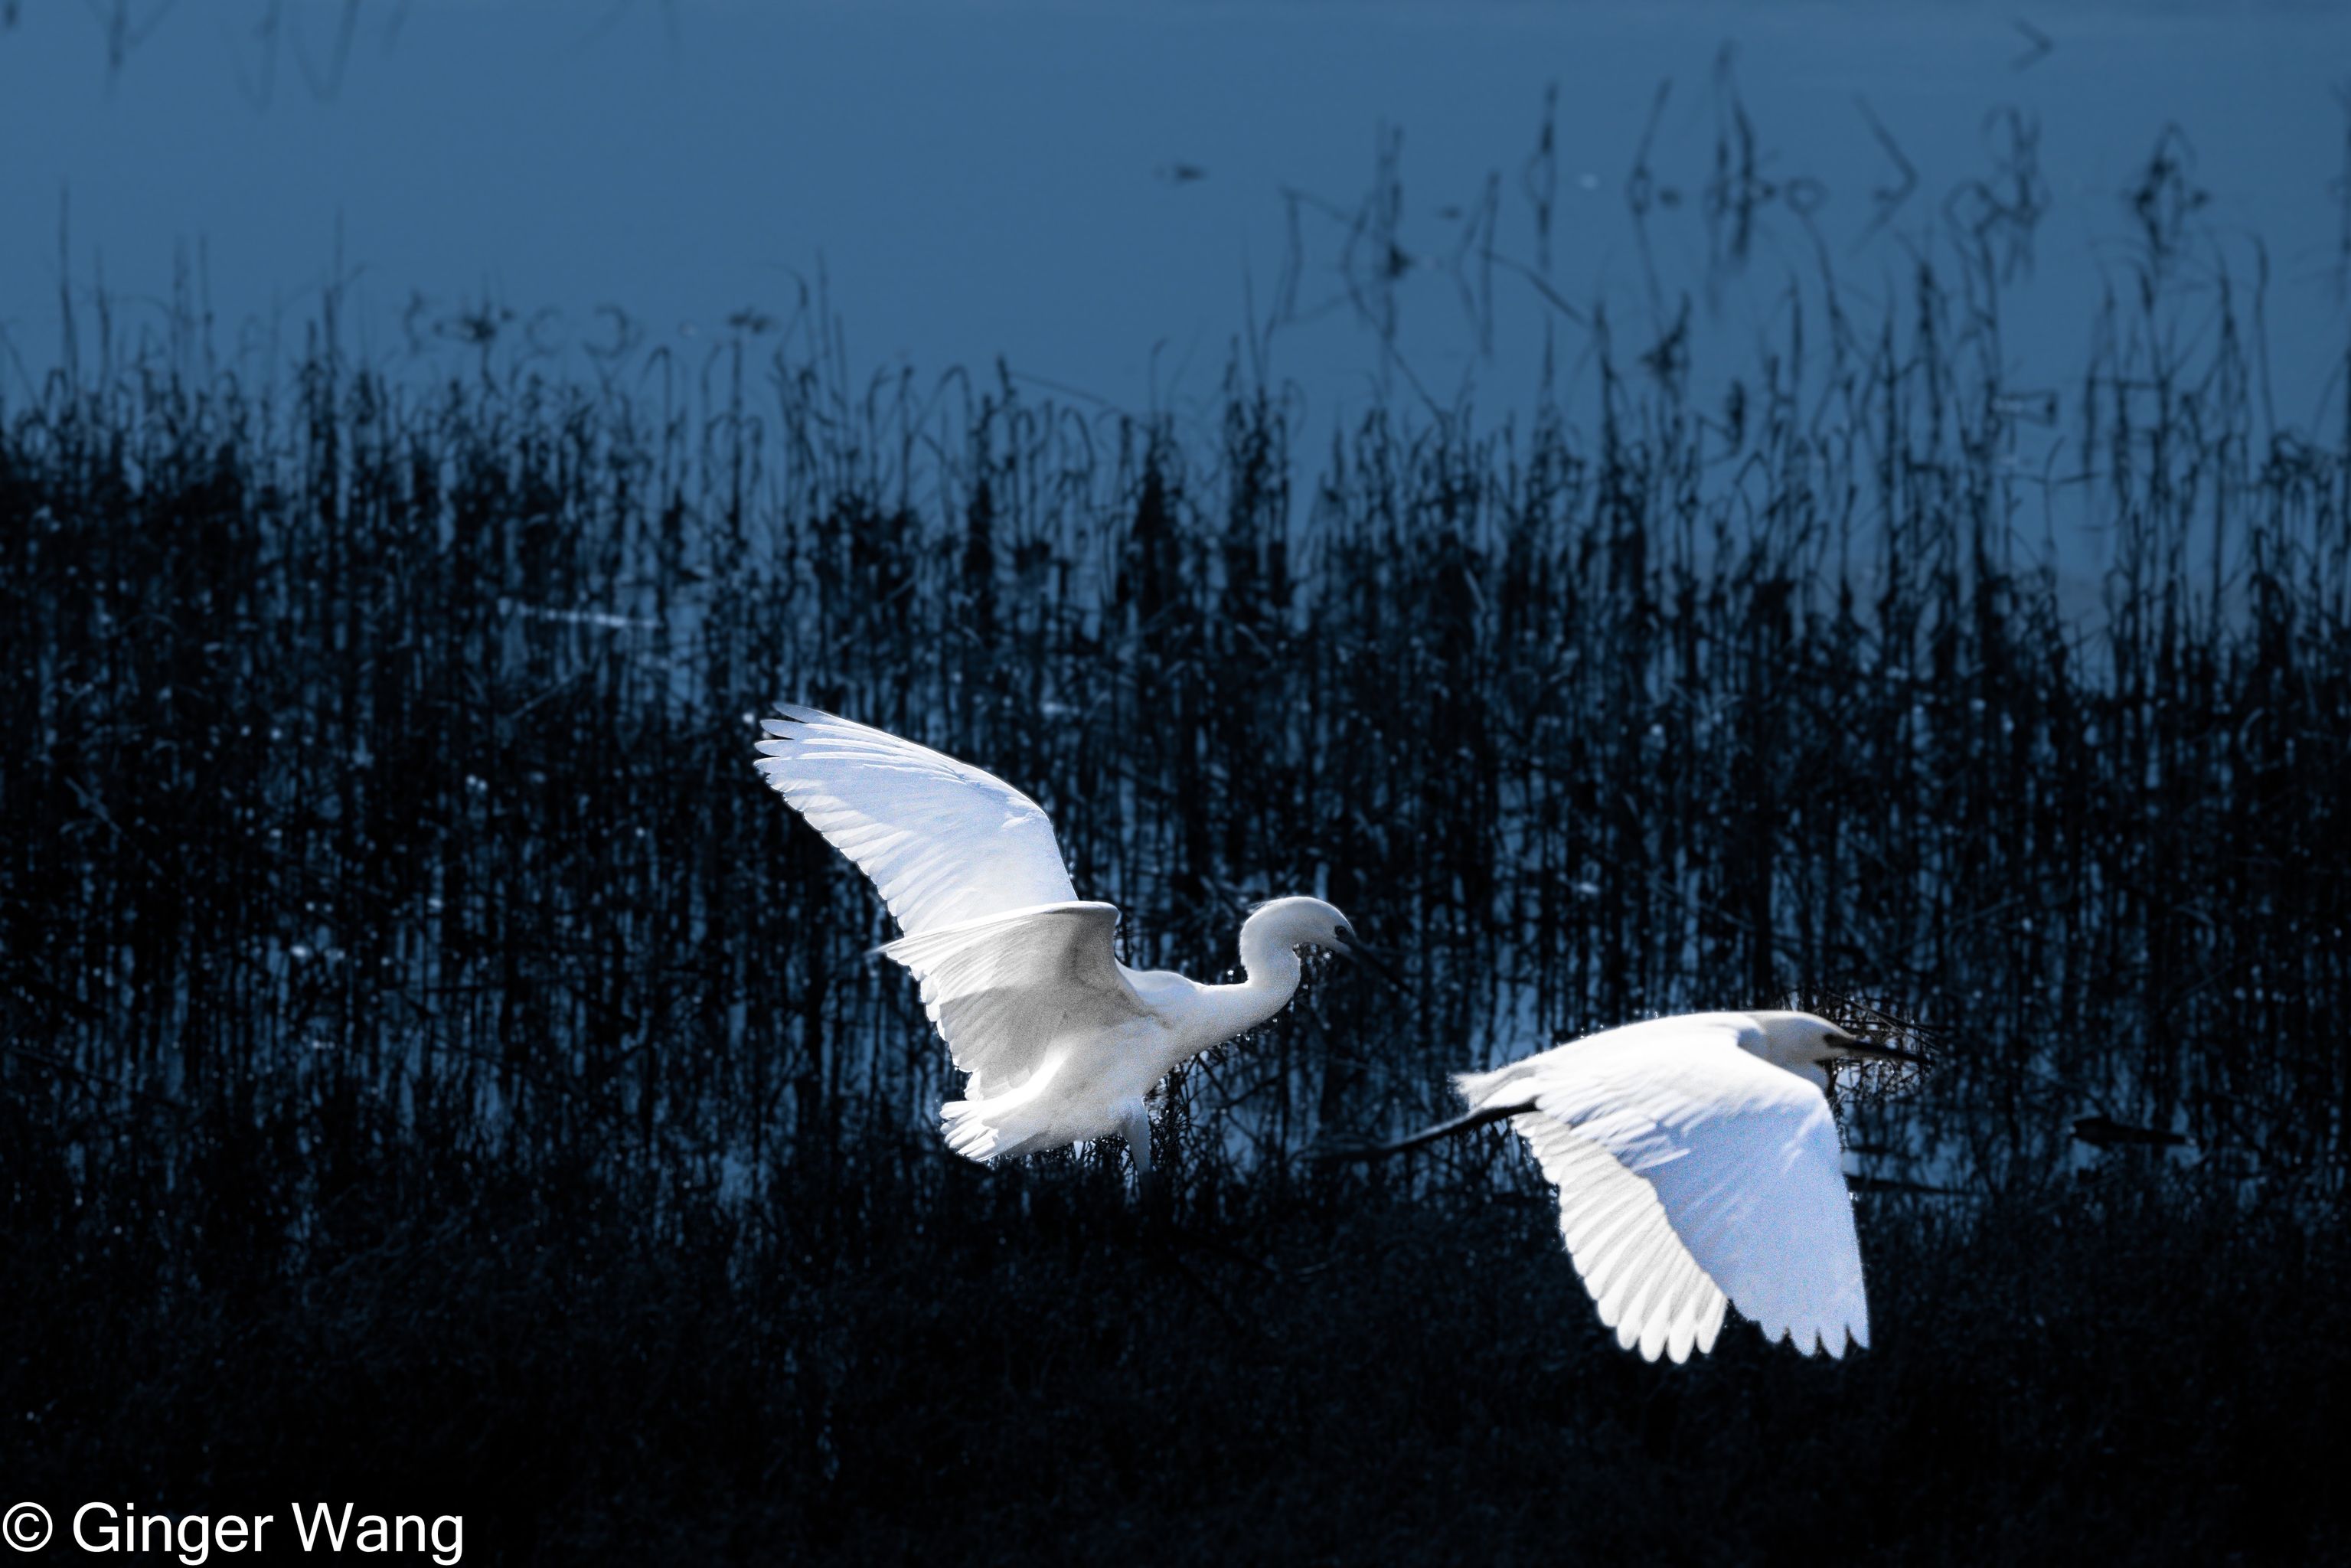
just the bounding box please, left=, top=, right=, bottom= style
left=941, top=1099, right=1000, bottom=1162
left=1454, top=1060, right=1539, bottom=1110
left=940, top=1099, right=1052, bottom=1165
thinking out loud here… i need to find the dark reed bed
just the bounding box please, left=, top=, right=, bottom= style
left=3, top=185, right=2348, bottom=1560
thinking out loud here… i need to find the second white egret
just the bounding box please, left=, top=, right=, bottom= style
left=753, top=705, right=1369, bottom=1171
left=1345, top=1010, right=1923, bottom=1363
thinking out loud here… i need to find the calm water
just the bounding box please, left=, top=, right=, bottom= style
left=3, top=0, right=2344, bottom=593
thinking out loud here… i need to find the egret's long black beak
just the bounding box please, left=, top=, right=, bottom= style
left=1837, top=1034, right=1928, bottom=1067
left=1329, top=926, right=1403, bottom=990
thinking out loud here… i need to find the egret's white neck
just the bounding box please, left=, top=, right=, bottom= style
left=1186, top=912, right=1306, bottom=1048
left=1236, top=916, right=1306, bottom=998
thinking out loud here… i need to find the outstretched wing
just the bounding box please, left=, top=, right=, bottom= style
left=880, top=901, right=1154, bottom=1099
left=1458, top=1017, right=1867, bottom=1363
left=753, top=705, right=1079, bottom=936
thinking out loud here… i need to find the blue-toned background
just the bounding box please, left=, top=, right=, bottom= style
left=5, top=5, right=2349, bottom=1562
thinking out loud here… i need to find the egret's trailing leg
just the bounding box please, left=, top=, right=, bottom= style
left=1122, top=1099, right=1176, bottom=1224
left=1314, top=1102, right=1523, bottom=1161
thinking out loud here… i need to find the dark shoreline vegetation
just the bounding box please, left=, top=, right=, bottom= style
left=6, top=148, right=2350, bottom=1560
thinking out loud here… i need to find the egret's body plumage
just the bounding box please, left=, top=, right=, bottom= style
left=754, top=706, right=1357, bottom=1168
left=1438, top=1010, right=1919, bottom=1363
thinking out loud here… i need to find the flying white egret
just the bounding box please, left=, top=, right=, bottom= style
left=753, top=705, right=1370, bottom=1171
left=1338, top=1011, right=1924, bottom=1364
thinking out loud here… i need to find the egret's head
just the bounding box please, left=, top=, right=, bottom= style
left=1243, top=896, right=1361, bottom=959
left=1239, top=896, right=1404, bottom=984
left=1745, top=1010, right=1925, bottom=1089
